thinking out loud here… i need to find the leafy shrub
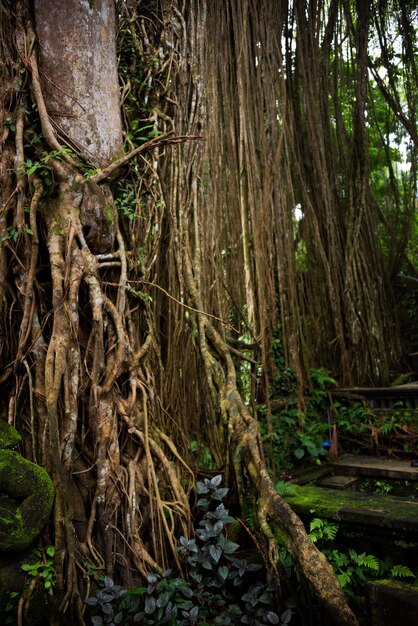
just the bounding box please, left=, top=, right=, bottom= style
left=260, top=367, right=337, bottom=470
left=85, top=577, right=129, bottom=625
left=21, top=545, right=56, bottom=591
left=335, top=398, right=418, bottom=457
left=307, top=518, right=416, bottom=598
left=126, top=572, right=197, bottom=625
left=86, top=476, right=290, bottom=625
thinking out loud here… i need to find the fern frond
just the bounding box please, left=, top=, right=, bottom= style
left=337, top=571, right=352, bottom=588
left=309, top=518, right=324, bottom=531
left=391, top=565, right=415, bottom=578
left=356, top=553, right=379, bottom=571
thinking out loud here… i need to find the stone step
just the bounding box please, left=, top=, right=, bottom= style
left=283, top=483, right=418, bottom=533
left=367, top=580, right=418, bottom=626
left=316, top=474, right=360, bottom=490
left=331, top=455, right=418, bottom=481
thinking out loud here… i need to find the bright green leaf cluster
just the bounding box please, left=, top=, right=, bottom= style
left=21, top=546, right=56, bottom=591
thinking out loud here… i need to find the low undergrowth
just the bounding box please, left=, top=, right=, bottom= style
left=307, top=518, right=415, bottom=595
left=85, top=476, right=290, bottom=626
left=258, top=357, right=418, bottom=473
left=276, top=515, right=417, bottom=621
left=259, top=366, right=338, bottom=472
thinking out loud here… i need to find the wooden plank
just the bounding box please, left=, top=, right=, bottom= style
left=331, top=455, right=418, bottom=480
left=331, top=385, right=418, bottom=408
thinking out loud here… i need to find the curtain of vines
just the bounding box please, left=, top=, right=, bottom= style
left=178, top=0, right=417, bottom=397
left=158, top=4, right=358, bottom=623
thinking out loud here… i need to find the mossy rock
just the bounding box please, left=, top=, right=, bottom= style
left=0, top=422, right=21, bottom=449
left=0, top=423, right=55, bottom=552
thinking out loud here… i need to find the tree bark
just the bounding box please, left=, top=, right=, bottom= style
left=34, top=0, right=122, bottom=165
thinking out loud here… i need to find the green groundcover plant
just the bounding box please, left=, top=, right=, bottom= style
left=86, top=476, right=291, bottom=626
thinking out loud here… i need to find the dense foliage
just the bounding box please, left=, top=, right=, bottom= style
left=86, top=478, right=284, bottom=626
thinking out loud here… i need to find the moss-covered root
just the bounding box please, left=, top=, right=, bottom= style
left=232, top=415, right=358, bottom=625
left=182, top=217, right=358, bottom=625
left=0, top=422, right=21, bottom=449
left=0, top=448, right=55, bottom=552
left=257, top=471, right=358, bottom=626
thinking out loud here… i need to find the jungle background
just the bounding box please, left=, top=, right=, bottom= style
left=0, top=0, right=417, bottom=625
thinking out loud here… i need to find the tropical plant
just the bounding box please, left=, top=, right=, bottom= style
left=86, top=477, right=284, bottom=626
left=260, top=368, right=337, bottom=471
left=21, top=545, right=56, bottom=591
left=307, top=519, right=416, bottom=598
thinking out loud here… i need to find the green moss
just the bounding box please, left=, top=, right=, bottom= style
left=53, top=213, right=63, bottom=235
left=104, top=204, right=116, bottom=222
left=371, top=579, right=418, bottom=590
left=281, top=483, right=418, bottom=532
left=0, top=423, right=21, bottom=449
left=0, top=424, right=54, bottom=553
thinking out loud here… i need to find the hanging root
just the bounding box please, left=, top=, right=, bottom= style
left=35, top=163, right=194, bottom=599
left=181, top=219, right=358, bottom=625
left=0, top=8, right=196, bottom=614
